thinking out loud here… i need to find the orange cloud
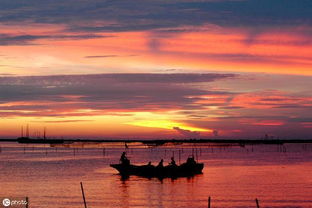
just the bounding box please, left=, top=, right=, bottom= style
left=1, top=26, right=312, bottom=76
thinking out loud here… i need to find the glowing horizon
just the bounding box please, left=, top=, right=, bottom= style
left=0, top=0, right=311, bottom=139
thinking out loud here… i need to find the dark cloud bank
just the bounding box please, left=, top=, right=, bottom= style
left=0, top=0, right=311, bottom=32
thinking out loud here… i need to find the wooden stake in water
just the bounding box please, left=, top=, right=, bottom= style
left=255, top=198, right=260, bottom=208
left=80, top=182, right=88, bottom=208
left=208, top=196, right=211, bottom=208
left=195, top=148, right=199, bottom=162
left=178, top=149, right=181, bottom=165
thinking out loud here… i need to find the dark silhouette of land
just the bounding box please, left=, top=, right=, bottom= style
left=0, top=138, right=311, bottom=145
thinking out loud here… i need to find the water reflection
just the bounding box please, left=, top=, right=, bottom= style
left=0, top=142, right=311, bottom=207
left=119, top=179, right=130, bottom=208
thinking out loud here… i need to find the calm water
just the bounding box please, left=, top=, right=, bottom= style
left=0, top=142, right=311, bottom=208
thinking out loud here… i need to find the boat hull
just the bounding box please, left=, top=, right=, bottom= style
left=110, top=163, right=204, bottom=178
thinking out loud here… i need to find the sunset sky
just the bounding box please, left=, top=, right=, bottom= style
left=0, top=0, right=311, bottom=139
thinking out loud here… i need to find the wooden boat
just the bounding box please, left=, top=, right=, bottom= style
left=110, top=161, right=204, bottom=178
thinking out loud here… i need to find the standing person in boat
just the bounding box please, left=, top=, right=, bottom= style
left=169, top=157, right=177, bottom=166
left=186, top=156, right=196, bottom=165
left=157, top=159, right=164, bottom=167
left=120, top=152, right=130, bottom=165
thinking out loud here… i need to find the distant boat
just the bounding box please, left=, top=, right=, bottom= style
left=110, top=160, right=204, bottom=179
left=17, top=125, right=64, bottom=144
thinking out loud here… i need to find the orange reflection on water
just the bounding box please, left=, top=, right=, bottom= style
left=0, top=143, right=311, bottom=208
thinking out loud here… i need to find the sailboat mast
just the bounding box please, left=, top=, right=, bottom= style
left=44, top=127, right=46, bottom=140
left=26, top=124, right=29, bottom=138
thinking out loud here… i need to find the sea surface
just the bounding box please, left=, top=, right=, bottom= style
left=0, top=142, right=311, bottom=208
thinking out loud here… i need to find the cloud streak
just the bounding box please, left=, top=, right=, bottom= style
left=173, top=127, right=200, bottom=138
left=0, top=73, right=236, bottom=117
left=0, top=33, right=111, bottom=45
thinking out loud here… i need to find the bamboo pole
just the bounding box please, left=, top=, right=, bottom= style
left=178, top=149, right=181, bottom=165
left=208, top=196, right=211, bottom=208
left=255, top=198, right=260, bottom=208
left=26, top=197, right=29, bottom=208
left=80, top=182, right=88, bottom=208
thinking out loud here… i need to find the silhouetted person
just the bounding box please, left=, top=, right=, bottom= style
left=169, top=157, right=177, bottom=166
left=186, top=156, right=196, bottom=165
left=147, top=161, right=152, bottom=166
left=120, top=152, right=126, bottom=162
left=157, top=159, right=164, bottom=168
left=120, top=152, right=130, bottom=165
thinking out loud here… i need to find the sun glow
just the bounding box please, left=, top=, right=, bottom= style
left=127, top=120, right=212, bottom=132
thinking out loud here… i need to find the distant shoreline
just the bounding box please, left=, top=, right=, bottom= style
left=0, top=138, right=311, bottom=145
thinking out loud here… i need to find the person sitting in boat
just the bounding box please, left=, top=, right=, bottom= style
left=186, top=156, right=196, bottom=165
left=120, top=152, right=130, bottom=165
left=157, top=159, right=164, bottom=168
left=169, top=157, right=177, bottom=166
